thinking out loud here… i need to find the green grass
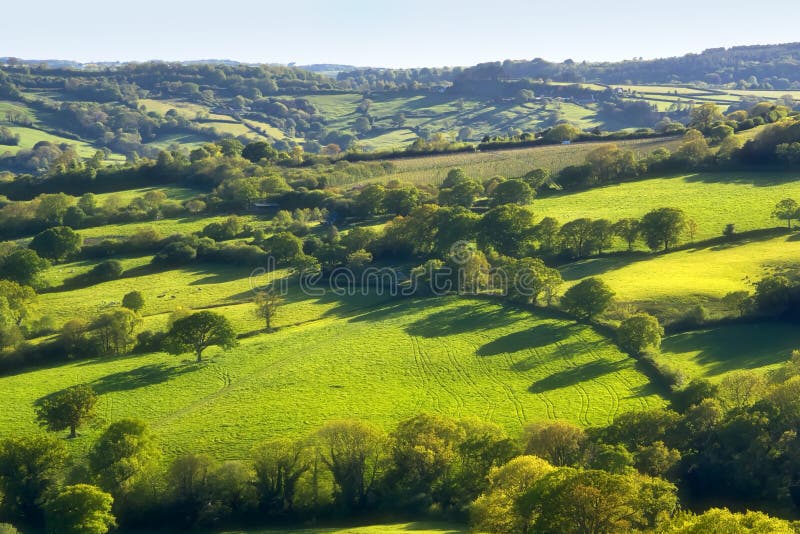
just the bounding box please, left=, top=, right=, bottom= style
left=560, top=234, right=800, bottom=319
left=343, top=137, right=682, bottom=188
left=92, top=186, right=203, bottom=205
left=658, top=323, right=800, bottom=381
left=0, top=125, right=100, bottom=158
left=535, top=171, right=800, bottom=240
left=75, top=214, right=264, bottom=243
left=0, top=296, right=662, bottom=462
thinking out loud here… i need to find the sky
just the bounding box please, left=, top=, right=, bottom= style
left=2, top=0, right=800, bottom=68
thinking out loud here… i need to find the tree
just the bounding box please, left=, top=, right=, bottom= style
left=773, top=198, right=799, bottom=228
left=315, top=420, right=386, bottom=511
left=242, top=141, right=278, bottom=163
left=0, top=249, right=49, bottom=287
left=617, top=313, right=663, bottom=354
left=640, top=208, right=687, bottom=251
left=470, top=456, right=556, bottom=534
left=663, top=508, right=794, bottom=533
left=36, top=384, right=97, bottom=438
left=689, top=103, right=724, bottom=131
left=561, top=278, right=615, bottom=320
left=526, top=469, right=677, bottom=533
left=263, top=232, right=303, bottom=265
left=88, top=419, right=159, bottom=495
left=44, top=484, right=116, bottom=534
left=533, top=217, right=561, bottom=253
left=121, top=291, right=145, bottom=312
left=35, top=193, right=73, bottom=226
left=489, top=179, right=534, bottom=207
left=477, top=205, right=535, bottom=257
left=251, top=438, right=310, bottom=513
left=503, top=257, right=563, bottom=305
left=544, top=124, right=582, bottom=143
left=559, top=218, right=594, bottom=258
left=0, top=280, right=36, bottom=326
left=386, top=413, right=463, bottom=507
left=87, top=260, right=124, bottom=282
left=355, top=184, right=386, bottom=217
left=438, top=179, right=483, bottom=208
left=524, top=421, right=587, bottom=467
left=590, top=219, right=615, bottom=254
left=91, top=308, right=140, bottom=355
left=254, top=290, right=282, bottom=332
left=29, top=226, right=83, bottom=261
left=165, top=311, right=237, bottom=362
left=612, top=218, right=641, bottom=251
left=0, top=435, right=68, bottom=519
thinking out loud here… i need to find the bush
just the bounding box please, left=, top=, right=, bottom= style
left=560, top=278, right=615, bottom=320
left=618, top=314, right=663, bottom=355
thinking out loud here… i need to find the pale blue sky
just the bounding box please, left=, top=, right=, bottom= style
left=2, top=0, right=800, bottom=67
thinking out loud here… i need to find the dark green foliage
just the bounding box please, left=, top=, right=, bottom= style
left=36, top=384, right=98, bottom=438
left=0, top=435, right=68, bottom=520
left=29, top=226, right=83, bottom=261
left=165, top=311, right=237, bottom=362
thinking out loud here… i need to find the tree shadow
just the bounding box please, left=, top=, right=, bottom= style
left=682, top=170, right=800, bottom=187
left=661, top=322, right=800, bottom=376
left=510, top=340, right=591, bottom=372
left=405, top=302, right=522, bottom=338
left=477, top=323, right=580, bottom=356
left=35, top=362, right=198, bottom=404
left=88, top=362, right=198, bottom=394
left=528, top=360, right=627, bottom=393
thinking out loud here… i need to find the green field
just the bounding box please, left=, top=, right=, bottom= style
left=561, top=234, right=800, bottom=314
left=659, top=322, right=800, bottom=381
left=535, top=171, right=800, bottom=240
left=339, top=137, right=682, bottom=187
left=0, top=295, right=662, bottom=462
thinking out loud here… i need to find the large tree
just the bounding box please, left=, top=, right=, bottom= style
left=36, top=384, right=98, bottom=438
left=88, top=419, right=159, bottom=495
left=165, top=311, right=237, bottom=362
left=617, top=314, right=663, bottom=355
left=0, top=249, right=49, bottom=287
left=640, top=207, right=687, bottom=252
left=561, top=278, right=615, bottom=320
left=43, top=484, right=116, bottom=534
left=29, top=226, right=83, bottom=261
left=0, top=435, right=68, bottom=520
left=316, top=420, right=386, bottom=511
left=773, top=198, right=799, bottom=228
left=251, top=438, right=310, bottom=513
left=477, top=205, right=535, bottom=257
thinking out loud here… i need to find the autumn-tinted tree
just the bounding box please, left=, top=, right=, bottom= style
left=165, top=311, right=237, bottom=362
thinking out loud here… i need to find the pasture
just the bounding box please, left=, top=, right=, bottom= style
left=659, top=322, right=800, bottom=380
left=534, top=171, right=800, bottom=240
left=221, top=523, right=468, bottom=534
left=0, top=296, right=662, bottom=462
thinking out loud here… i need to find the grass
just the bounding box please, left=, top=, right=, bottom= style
left=535, top=170, right=800, bottom=240
left=658, top=322, right=800, bottom=381
left=341, top=137, right=682, bottom=188
left=0, top=125, right=102, bottom=158
left=560, top=234, right=800, bottom=319
left=75, top=214, right=264, bottom=243
left=0, top=295, right=662, bottom=462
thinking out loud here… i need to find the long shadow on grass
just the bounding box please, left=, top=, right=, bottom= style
left=682, top=170, right=800, bottom=187
left=661, top=321, right=800, bottom=376
left=477, top=323, right=581, bottom=356
left=528, top=360, right=627, bottom=393
left=405, top=301, right=523, bottom=338
left=509, top=340, right=595, bottom=372
left=35, top=362, right=198, bottom=405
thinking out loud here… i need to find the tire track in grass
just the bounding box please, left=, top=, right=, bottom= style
left=409, top=335, right=440, bottom=412
left=573, top=332, right=623, bottom=424
left=471, top=332, right=528, bottom=427
left=471, top=340, right=524, bottom=424
left=554, top=338, right=591, bottom=426
left=524, top=345, right=557, bottom=420
left=443, top=340, right=492, bottom=411
left=413, top=336, right=463, bottom=415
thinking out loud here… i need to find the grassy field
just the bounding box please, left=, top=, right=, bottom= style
left=75, top=214, right=264, bottom=243
left=0, top=295, right=662, bottom=462
left=659, top=322, right=800, bottom=381
left=341, top=137, right=682, bottom=187
left=535, top=171, right=800, bottom=240
left=560, top=234, right=800, bottom=318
